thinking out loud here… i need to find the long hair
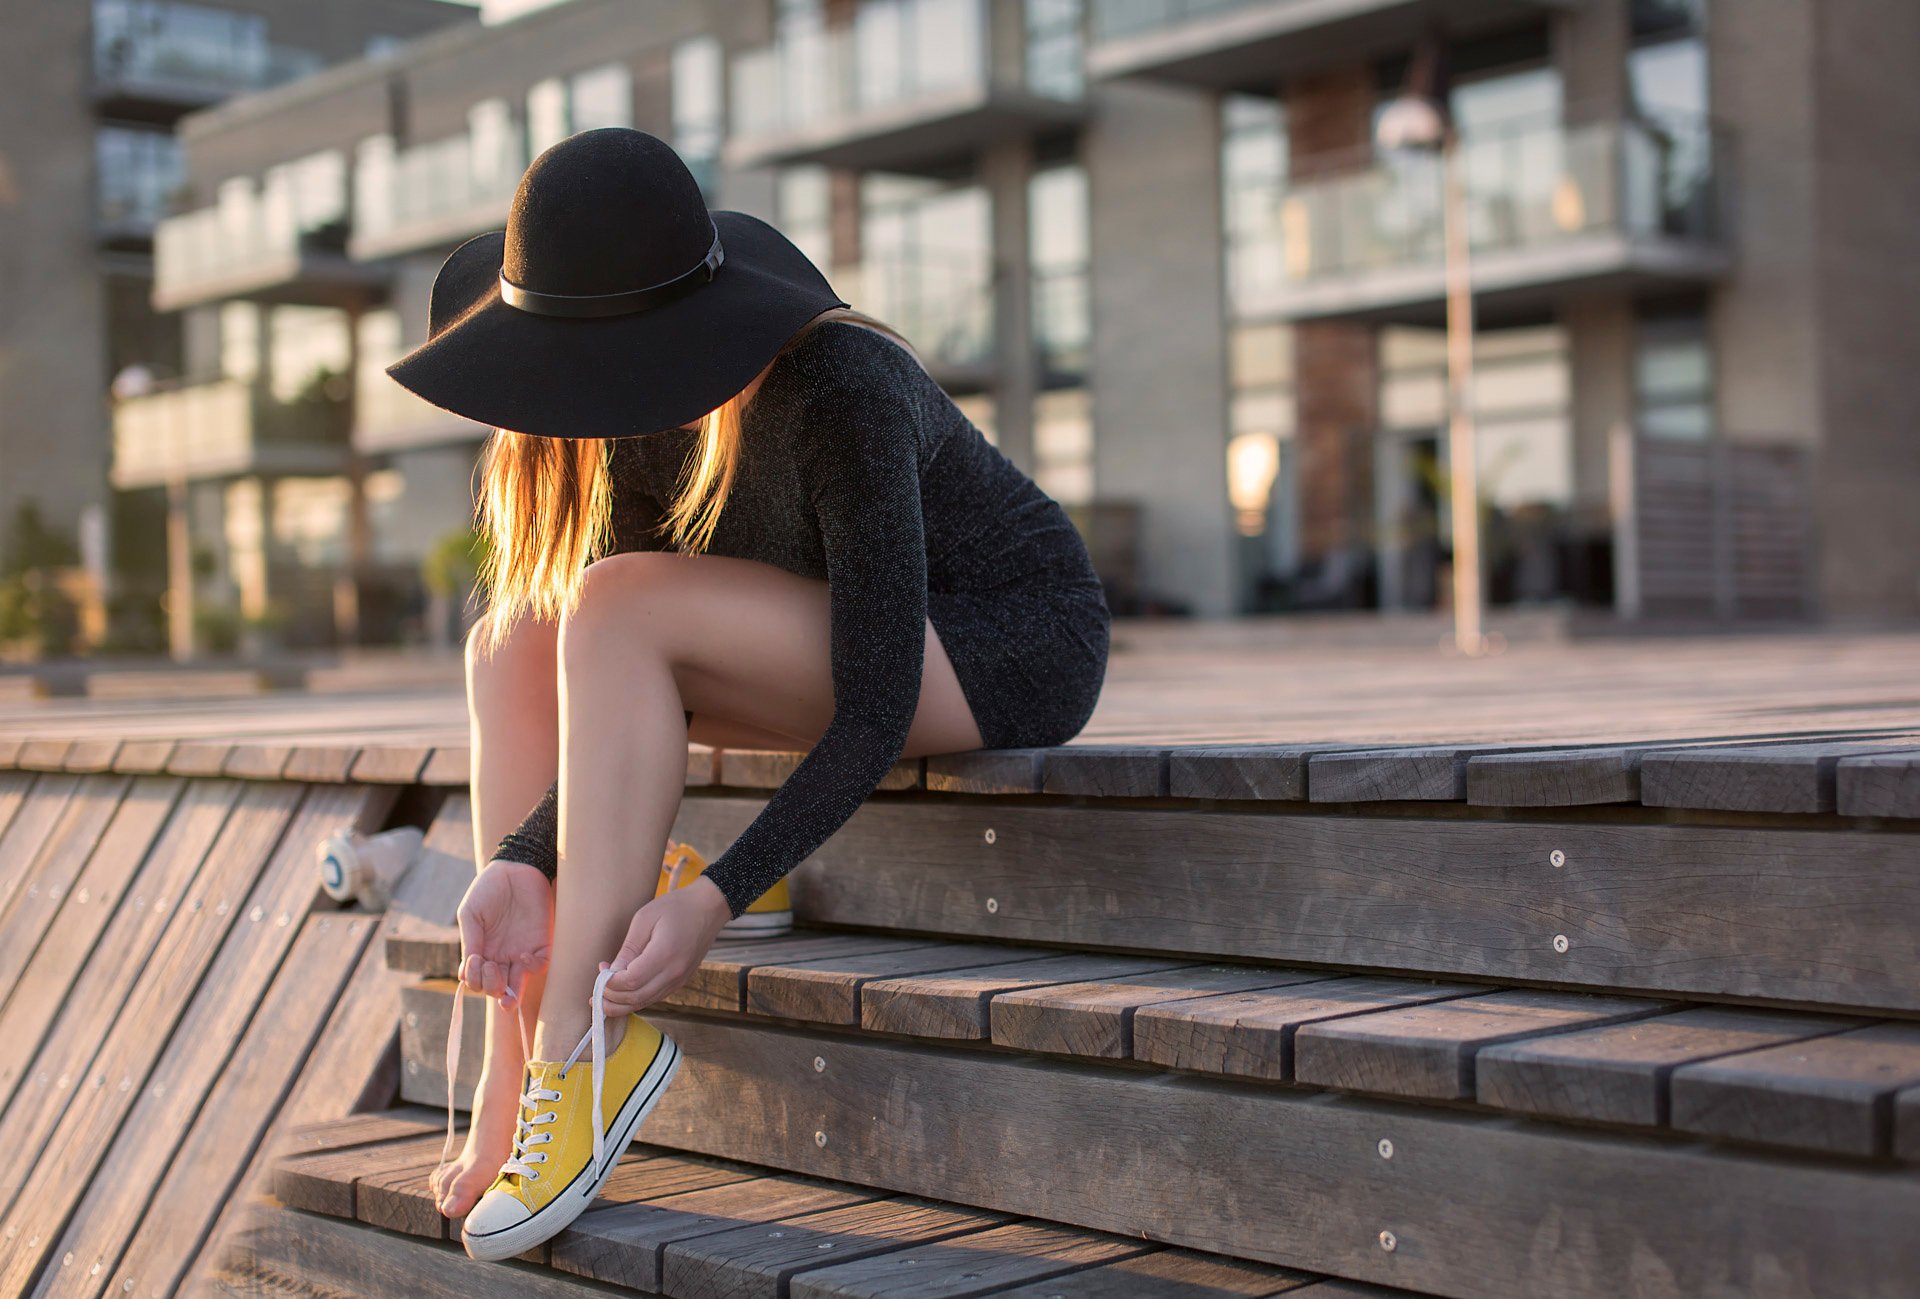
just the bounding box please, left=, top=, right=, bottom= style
left=472, top=304, right=919, bottom=654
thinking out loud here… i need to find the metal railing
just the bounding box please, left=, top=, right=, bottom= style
left=1272, top=112, right=1725, bottom=286
left=112, top=376, right=348, bottom=488
left=731, top=0, right=997, bottom=141
left=92, top=0, right=321, bottom=99
left=847, top=250, right=996, bottom=371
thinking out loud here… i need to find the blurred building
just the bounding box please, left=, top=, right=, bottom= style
left=123, top=0, right=1919, bottom=656
left=0, top=0, right=478, bottom=652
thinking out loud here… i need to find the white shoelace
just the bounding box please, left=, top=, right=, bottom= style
left=436, top=963, right=622, bottom=1191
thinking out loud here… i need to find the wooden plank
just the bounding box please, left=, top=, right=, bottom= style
left=1837, top=749, right=1920, bottom=818
left=18, top=737, right=74, bottom=770
left=0, top=780, right=307, bottom=1296
left=0, top=780, right=238, bottom=1106
left=1642, top=738, right=1920, bottom=814
left=0, top=769, right=33, bottom=841
left=281, top=1106, right=447, bottom=1157
left=166, top=739, right=237, bottom=777
left=1897, top=1087, right=1920, bottom=1163
left=1041, top=744, right=1169, bottom=797
left=1467, top=746, right=1652, bottom=807
left=0, top=734, right=25, bottom=765
left=1669, top=1023, right=1920, bottom=1157
left=420, top=744, right=471, bottom=787
left=111, top=739, right=176, bottom=774
left=221, top=741, right=293, bottom=780
left=791, top=1220, right=1151, bottom=1299
left=720, top=748, right=922, bottom=792
left=352, top=743, right=434, bottom=784
left=1132, top=978, right=1488, bottom=1081
left=746, top=942, right=1044, bottom=1026
left=644, top=1013, right=1920, bottom=1299
left=668, top=796, right=1920, bottom=1012
left=991, top=966, right=1328, bottom=1059
left=0, top=773, right=80, bottom=920
left=283, top=744, right=361, bottom=782
left=1308, top=744, right=1531, bottom=803
left=861, top=954, right=1193, bottom=1040
left=661, top=1195, right=1012, bottom=1299
left=1476, top=1006, right=1866, bottom=1128
left=550, top=1175, right=885, bottom=1292
left=89, top=912, right=378, bottom=1299
left=358, top=1156, right=462, bottom=1239
left=988, top=1248, right=1317, bottom=1298
left=61, top=738, right=121, bottom=773
left=0, top=774, right=132, bottom=996
left=665, top=933, right=934, bottom=1013
left=1293, top=990, right=1676, bottom=1100
left=1167, top=745, right=1344, bottom=802
left=924, top=748, right=1048, bottom=794
left=0, top=776, right=179, bottom=1033
left=274, top=1132, right=460, bottom=1221
left=212, top=1202, right=608, bottom=1299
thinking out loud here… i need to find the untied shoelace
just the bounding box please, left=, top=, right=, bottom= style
left=435, top=963, right=623, bottom=1191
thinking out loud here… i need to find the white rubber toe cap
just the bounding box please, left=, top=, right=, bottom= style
left=462, top=1188, right=532, bottom=1244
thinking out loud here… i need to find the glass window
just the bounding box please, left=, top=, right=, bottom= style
left=672, top=38, right=724, bottom=195
left=572, top=62, right=633, bottom=131
left=96, top=125, right=182, bottom=229
left=860, top=177, right=992, bottom=370
left=267, top=306, right=351, bottom=405
left=1031, top=163, right=1088, bottom=378
left=1221, top=93, right=1286, bottom=319
left=527, top=77, right=569, bottom=154
left=777, top=165, right=834, bottom=269
left=220, top=300, right=260, bottom=383
left=1026, top=0, right=1083, bottom=100
left=1636, top=305, right=1713, bottom=440
left=1033, top=386, right=1093, bottom=506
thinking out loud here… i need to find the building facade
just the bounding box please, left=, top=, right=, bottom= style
left=0, top=0, right=477, bottom=651
left=126, top=0, right=1920, bottom=656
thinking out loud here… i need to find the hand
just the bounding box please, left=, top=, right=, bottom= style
left=455, top=858, right=554, bottom=1007
left=595, top=875, right=732, bottom=1016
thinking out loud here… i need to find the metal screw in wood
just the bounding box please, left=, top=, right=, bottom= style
left=1553, top=934, right=1570, bottom=953
left=249, top=906, right=263, bottom=923
left=1379, top=1230, right=1398, bottom=1252
left=984, top=827, right=996, bottom=844
left=814, top=1130, right=828, bottom=1147
left=1378, top=1138, right=1394, bottom=1159
left=986, top=898, right=999, bottom=914
left=813, top=1056, right=826, bottom=1072
left=1550, top=849, right=1566, bottom=867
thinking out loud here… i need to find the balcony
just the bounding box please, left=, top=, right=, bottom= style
left=92, top=0, right=322, bottom=118
left=1087, top=0, right=1570, bottom=88
left=350, top=130, right=527, bottom=262
left=355, top=362, right=489, bottom=455
left=111, top=377, right=350, bottom=490
left=1240, top=114, right=1731, bottom=324
left=842, top=252, right=997, bottom=393
left=726, top=0, right=1086, bottom=174
left=153, top=165, right=382, bottom=311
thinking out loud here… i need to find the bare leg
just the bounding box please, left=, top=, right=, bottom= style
left=433, top=612, right=559, bottom=1217
left=531, top=550, right=983, bottom=1061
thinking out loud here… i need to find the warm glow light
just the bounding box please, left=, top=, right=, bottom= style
left=1552, top=176, right=1587, bottom=232
left=1375, top=96, right=1448, bottom=153
left=1228, top=431, right=1280, bottom=535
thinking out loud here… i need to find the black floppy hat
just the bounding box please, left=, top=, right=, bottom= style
left=385, top=126, right=849, bottom=440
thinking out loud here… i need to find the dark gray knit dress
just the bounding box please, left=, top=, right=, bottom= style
left=493, top=319, right=1111, bottom=917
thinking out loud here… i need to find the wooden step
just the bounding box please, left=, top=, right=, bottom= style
left=398, top=955, right=1916, bottom=1167
left=235, top=1108, right=1365, bottom=1298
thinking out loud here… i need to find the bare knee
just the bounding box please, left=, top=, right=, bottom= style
left=557, top=552, right=691, bottom=679
left=466, top=609, right=558, bottom=710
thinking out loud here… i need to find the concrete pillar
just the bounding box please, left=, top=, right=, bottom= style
left=1563, top=297, right=1635, bottom=610
left=1552, top=0, right=1629, bottom=121
left=165, top=480, right=195, bottom=662
left=1287, top=68, right=1377, bottom=574
left=982, top=134, right=1037, bottom=475
left=1085, top=78, right=1233, bottom=617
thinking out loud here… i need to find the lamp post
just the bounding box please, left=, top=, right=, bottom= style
left=1376, top=49, right=1486, bottom=657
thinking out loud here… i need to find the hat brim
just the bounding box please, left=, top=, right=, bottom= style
left=384, top=209, right=849, bottom=440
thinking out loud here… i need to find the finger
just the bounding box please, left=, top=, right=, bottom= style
left=456, top=901, right=483, bottom=977
left=459, top=951, right=483, bottom=996
left=479, top=958, right=505, bottom=999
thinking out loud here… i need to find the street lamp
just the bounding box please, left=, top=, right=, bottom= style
left=1376, top=37, right=1487, bottom=657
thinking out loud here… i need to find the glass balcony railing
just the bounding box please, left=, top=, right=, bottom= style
left=355, top=358, right=482, bottom=450
left=847, top=251, right=995, bottom=372
left=1088, top=0, right=1268, bottom=43
left=112, top=377, right=349, bottom=488
left=92, top=0, right=322, bottom=101
left=732, top=0, right=1000, bottom=142
left=352, top=131, right=527, bottom=257
left=1272, top=113, right=1724, bottom=289
left=1033, top=264, right=1090, bottom=378
left=152, top=156, right=349, bottom=305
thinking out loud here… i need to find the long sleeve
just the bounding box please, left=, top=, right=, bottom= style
left=490, top=448, right=674, bottom=880
left=697, top=359, right=929, bottom=918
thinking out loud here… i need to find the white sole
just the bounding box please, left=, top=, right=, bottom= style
left=460, top=1029, right=683, bottom=1262
left=721, top=910, right=793, bottom=939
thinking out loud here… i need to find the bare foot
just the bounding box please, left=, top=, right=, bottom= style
left=532, top=1009, right=627, bottom=1066
left=432, top=1090, right=519, bottom=1219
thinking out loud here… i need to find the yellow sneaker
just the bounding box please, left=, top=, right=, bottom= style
left=660, top=838, right=793, bottom=938
left=459, top=967, right=681, bottom=1262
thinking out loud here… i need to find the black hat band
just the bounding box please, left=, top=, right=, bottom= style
left=498, top=223, right=725, bottom=319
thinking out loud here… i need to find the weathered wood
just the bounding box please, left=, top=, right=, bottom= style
left=1041, top=744, right=1169, bottom=797
left=1669, top=1023, right=1920, bottom=1156
left=94, top=913, right=376, bottom=1299
left=660, top=1195, right=1010, bottom=1299
left=421, top=744, right=471, bottom=787
left=746, top=942, right=1048, bottom=1026
left=685, top=743, right=718, bottom=786
left=1897, top=1087, right=1920, bottom=1163
left=358, top=1156, right=461, bottom=1239
left=988, top=1248, right=1318, bottom=1297
left=668, top=796, right=1920, bottom=1012
left=0, top=774, right=135, bottom=999
left=352, top=744, right=434, bottom=784
left=283, top=744, right=361, bottom=782
left=213, top=1203, right=614, bottom=1299
left=791, top=1220, right=1151, bottom=1298
left=550, top=1175, right=884, bottom=1292
left=0, top=773, right=80, bottom=920
left=644, top=1013, right=1920, bottom=1299
left=1837, top=749, right=1920, bottom=819
left=1466, top=746, right=1652, bottom=807
left=719, top=748, right=921, bottom=792
left=166, top=739, right=238, bottom=777
left=0, top=769, right=32, bottom=841
left=60, top=738, right=122, bottom=773
left=275, top=1131, right=459, bottom=1220
left=111, top=739, right=176, bottom=773
left=861, top=954, right=1193, bottom=1040
left=1308, top=744, right=1529, bottom=803
left=1642, top=739, right=1920, bottom=814
left=282, top=1106, right=446, bottom=1157
left=222, top=741, right=293, bottom=780
left=1167, top=745, right=1340, bottom=802
left=1132, top=978, right=1487, bottom=1081
left=666, top=933, right=933, bottom=1013
left=18, top=737, right=73, bottom=770
left=923, top=748, right=1049, bottom=794
left=1292, top=990, right=1677, bottom=1100
left=991, top=966, right=1325, bottom=1059
left=1476, top=1006, right=1865, bottom=1128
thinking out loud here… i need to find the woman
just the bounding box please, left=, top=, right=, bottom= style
left=391, top=128, right=1109, bottom=1261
